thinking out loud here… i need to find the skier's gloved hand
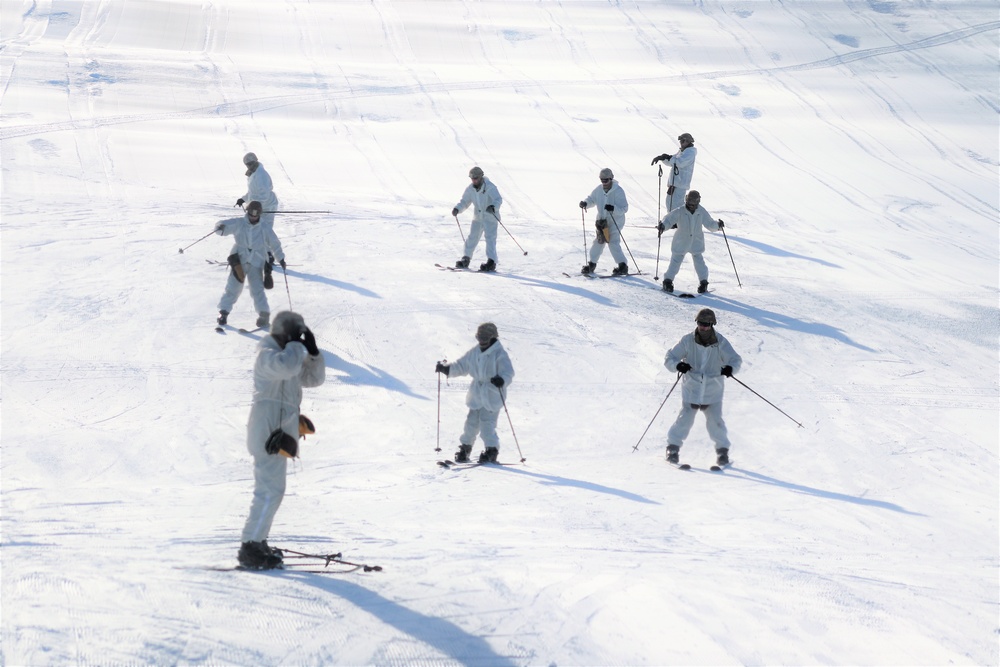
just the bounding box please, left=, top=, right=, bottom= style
left=490, top=375, right=504, bottom=388
left=604, top=204, right=614, bottom=212
left=721, top=365, right=734, bottom=377
left=671, top=223, right=678, bottom=230
left=657, top=222, right=665, bottom=237
left=435, top=362, right=450, bottom=376
left=451, top=208, right=459, bottom=217
left=650, top=153, right=671, bottom=165
left=486, top=205, right=495, bottom=214
left=215, top=223, right=226, bottom=235
left=301, top=328, right=320, bottom=356
left=579, top=201, right=588, bottom=209
left=236, top=198, right=245, bottom=208
left=718, top=219, right=725, bottom=229
left=676, top=362, right=692, bottom=374
left=279, top=259, right=287, bottom=270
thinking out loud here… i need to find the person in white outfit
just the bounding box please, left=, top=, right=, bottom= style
left=663, top=308, right=742, bottom=467
left=235, top=152, right=280, bottom=287
left=651, top=133, right=698, bottom=212
left=215, top=200, right=286, bottom=329
left=452, top=166, right=504, bottom=272
left=579, top=167, right=630, bottom=276
left=657, top=190, right=724, bottom=294
left=435, top=322, right=515, bottom=463
left=238, top=311, right=326, bottom=569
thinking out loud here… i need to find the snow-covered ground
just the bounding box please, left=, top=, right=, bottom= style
left=2, top=1, right=997, bottom=664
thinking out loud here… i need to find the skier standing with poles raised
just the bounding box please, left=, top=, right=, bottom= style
left=651, top=132, right=697, bottom=212
left=452, top=166, right=504, bottom=272
left=663, top=308, right=742, bottom=468
left=235, top=152, right=280, bottom=288
left=434, top=322, right=515, bottom=464
left=579, top=168, right=630, bottom=276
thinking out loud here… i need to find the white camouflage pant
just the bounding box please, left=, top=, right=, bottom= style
left=241, top=451, right=287, bottom=543
left=218, top=260, right=269, bottom=315
left=460, top=407, right=500, bottom=449
left=463, top=214, right=498, bottom=262
left=667, top=402, right=731, bottom=451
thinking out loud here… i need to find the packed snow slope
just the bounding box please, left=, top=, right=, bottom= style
left=2, top=1, right=998, bottom=665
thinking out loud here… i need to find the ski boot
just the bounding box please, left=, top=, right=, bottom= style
left=238, top=541, right=282, bottom=570
left=455, top=256, right=471, bottom=269
left=666, top=445, right=680, bottom=464
left=479, top=258, right=496, bottom=272
left=217, top=310, right=229, bottom=326
left=454, top=444, right=472, bottom=463
left=612, top=262, right=629, bottom=276
left=256, top=311, right=270, bottom=328
left=581, top=261, right=596, bottom=275
left=715, top=448, right=730, bottom=466
left=478, top=447, right=499, bottom=463
left=261, top=539, right=283, bottom=561
left=662, top=278, right=674, bottom=293
left=698, top=280, right=710, bottom=294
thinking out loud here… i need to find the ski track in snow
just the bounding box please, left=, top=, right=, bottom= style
left=1, top=1, right=998, bottom=665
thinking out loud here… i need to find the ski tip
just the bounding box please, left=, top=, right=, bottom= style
left=679, top=463, right=692, bottom=470
left=215, top=326, right=225, bottom=333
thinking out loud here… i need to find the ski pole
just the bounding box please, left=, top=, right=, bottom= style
left=280, top=548, right=383, bottom=572
left=631, top=373, right=681, bottom=452
left=655, top=165, right=663, bottom=279
left=581, top=208, right=589, bottom=266
left=263, top=210, right=333, bottom=214
left=729, top=375, right=802, bottom=428
left=498, top=390, right=526, bottom=462
left=178, top=230, right=216, bottom=254
left=488, top=209, right=527, bottom=256
left=435, top=370, right=442, bottom=452
left=719, top=223, right=742, bottom=289
left=453, top=214, right=466, bottom=244
left=608, top=210, right=642, bottom=275
left=282, top=265, right=293, bottom=310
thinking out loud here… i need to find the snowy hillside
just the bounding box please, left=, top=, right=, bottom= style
left=2, top=1, right=997, bottom=664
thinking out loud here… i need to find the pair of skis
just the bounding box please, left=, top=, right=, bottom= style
left=670, top=460, right=732, bottom=472
left=436, top=459, right=516, bottom=470
left=435, top=263, right=497, bottom=274
left=215, top=324, right=265, bottom=335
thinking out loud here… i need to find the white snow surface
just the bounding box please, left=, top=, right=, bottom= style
left=2, top=1, right=998, bottom=665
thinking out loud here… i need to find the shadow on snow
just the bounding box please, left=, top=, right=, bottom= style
left=296, top=578, right=519, bottom=667
left=726, top=234, right=843, bottom=268
left=729, top=468, right=925, bottom=515
left=321, top=351, right=427, bottom=400
left=283, top=268, right=381, bottom=299
left=487, top=465, right=660, bottom=505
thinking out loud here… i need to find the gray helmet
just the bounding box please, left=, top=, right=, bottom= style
left=246, top=200, right=263, bottom=214
left=475, top=322, right=498, bottom=344
left=599, top=167, right=614, bottom=181
left=678, top=133, right=694, bottom=144
left=243, top=152, right=258, bottom=166
left=271, top=311, right=306, bottom=338
left=469, top=166, right=485, bottom=179
left=695, top=308, right=716, bottom=325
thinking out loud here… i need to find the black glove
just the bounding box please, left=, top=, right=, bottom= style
left=279, top=259, right=287, bottom=270
left=236, top=198, right=245, bottom=208
left=721, top=365, right=733, bottom=377
left=490, top=375, right=504, bottom=388
left=435, top=362, right=450, bottom=376
left=604, top=204, right=614, bottom=212
left=718, top=219, right=725, bottom=229
left=486, top=205, right=495, bottom=214
left=215, top=223, right=226, bottom=234
left=579, top=201, right=588, bottom=209
left=656, top=222, right=665, bottom=237
left=451, top=207, right=459, bottom=217
left=301, top=328, right=320, bottom=356
left=671, top=223, right=678, bottom=230
left=650, top=153, right=671, bottom=165
left=676, top=362, right=692, bottom=374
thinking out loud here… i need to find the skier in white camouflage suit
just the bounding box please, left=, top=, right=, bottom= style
left=235, top=152, right=280, bottom=287
left=651, top=132, right=698, bottom=212
left=452, top=166, right=504, bottom=272
left=239, top=311, right=326, bottom=570
left=663, top=308, right=742, bottom=467
left=657, top=190, right=724, bottom=294
left=435, top=322, right=515, bottom=464
left=579, top=167, right=630, bottom=276
left=214, top=200, right=286, bottom=329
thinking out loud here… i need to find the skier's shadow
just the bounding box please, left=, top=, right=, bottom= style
left=726, top=468, right=925, bottom=515
left=295, top=578, right=518, bottom=667
left=488, top=466, right=660, bottom=505
left=321, top=350, right=426, bottom=400
left=282, top=268, right=380, bottom=299
left=495, top=273, right=618, bottom=307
